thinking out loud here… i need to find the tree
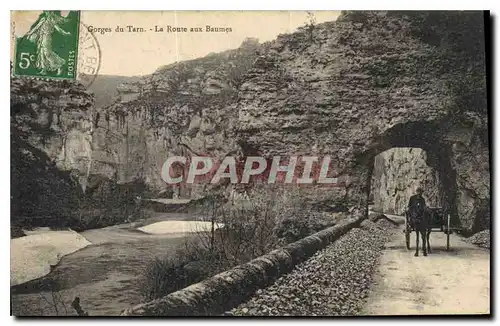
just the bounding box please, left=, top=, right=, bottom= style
left=305, top=11, right=317, bottom=42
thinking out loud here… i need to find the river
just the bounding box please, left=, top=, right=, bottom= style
left=11, top=213, right=208, bottom=316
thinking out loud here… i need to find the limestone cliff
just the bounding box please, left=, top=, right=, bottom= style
left=11, top=78, right=93, bottom=223
left=11, top=38, right=260, bottom=203
left=371, top=148, right=440, bottom=215
left=232, top=11, right=489, bottom=232
left=91, top=37, right=259, bottom=196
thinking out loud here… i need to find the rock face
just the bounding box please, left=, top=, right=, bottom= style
left=371, top=148, right=440, bottom=215
left=11, top=12, right=489, bottom=233
left=233, top=11, right=489, bottom=233
left=11, top=78, right=93, bottom=221
left=87, top=38, right=260, bottom=197
left=11, top=38, right=260, bottom=201
left=448, top=123, right=490, bottom=232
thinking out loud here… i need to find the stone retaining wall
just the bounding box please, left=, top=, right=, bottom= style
left=121, top=215, right=364, bottom=316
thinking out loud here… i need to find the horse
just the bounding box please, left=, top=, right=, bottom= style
left=407, top=207, right=432, bottom=257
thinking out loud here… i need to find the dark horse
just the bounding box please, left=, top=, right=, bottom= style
left=408, top=207, right=432, bottom=256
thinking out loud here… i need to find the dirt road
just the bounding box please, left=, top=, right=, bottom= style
left=362, top=226, right=490, bottom=315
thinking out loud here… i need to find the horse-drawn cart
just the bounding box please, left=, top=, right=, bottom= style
left=404, top=207, right=452, bottom=251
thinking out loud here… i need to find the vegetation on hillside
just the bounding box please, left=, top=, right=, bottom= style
left=139, top=186, right=339, bottom=301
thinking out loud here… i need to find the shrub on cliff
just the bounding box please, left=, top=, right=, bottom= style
left=339, top=11, right=487, bottom=116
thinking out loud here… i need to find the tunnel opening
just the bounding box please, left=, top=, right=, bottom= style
left=361, top=121, right=460, bottom=228
left=370, top=147, right=440, bottom=215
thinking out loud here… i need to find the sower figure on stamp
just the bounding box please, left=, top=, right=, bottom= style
left=407, top=187, right=431, bottom=256
left=25, top=11, right=71, bottom=76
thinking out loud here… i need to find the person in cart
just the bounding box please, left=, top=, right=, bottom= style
left=408, top=188, right=444, bottom=227
left=407, top=187, right=426, bottom=226
left=405, top=187, right=452, bottom=253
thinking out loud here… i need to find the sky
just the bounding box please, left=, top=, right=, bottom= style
left=12, top=11, right=340, bottom=77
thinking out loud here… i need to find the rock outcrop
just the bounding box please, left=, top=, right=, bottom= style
left=232, top=11, right=489, bottom=233
left=88, top=37, right=260, bottom=196
left=11, top=78, right=93, bottom=222
left=11, top=38, right=260, bottom=201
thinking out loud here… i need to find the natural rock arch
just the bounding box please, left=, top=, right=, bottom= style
left=359, top=120, right=459, bottom=226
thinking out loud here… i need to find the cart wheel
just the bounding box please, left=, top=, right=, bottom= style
left=446, top=213, right=451, bottom=251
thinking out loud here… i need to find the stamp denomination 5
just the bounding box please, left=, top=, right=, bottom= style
left=12, top=10, right=101, bottom=87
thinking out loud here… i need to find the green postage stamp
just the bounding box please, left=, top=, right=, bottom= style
left=13, top=11, right=81, bottom=80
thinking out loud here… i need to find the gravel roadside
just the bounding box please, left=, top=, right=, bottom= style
left=227, top=219, right=396, bottom=316
left=465, top=230, right=490, bottom=249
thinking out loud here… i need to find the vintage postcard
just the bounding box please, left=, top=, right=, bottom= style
left=10, top=10, right=490, bottom=317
